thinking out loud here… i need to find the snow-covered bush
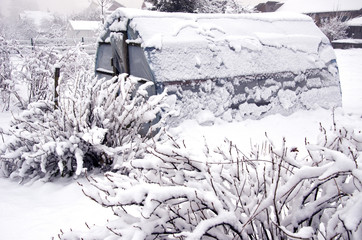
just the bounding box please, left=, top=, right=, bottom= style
left=0, top=74, right=167, bottom=181
left=0, top=40, right=96, bottom=111
left=0, top=36, right=13, bottom=110
left=319, top=16, right=348, bottom=41
left=61, top=120, right=362, bottom=239
left=14, top=45, right=94, bottom=108
left=56, top=45, right=95, bottom=93
left=18, top=46, right=59, bottom=105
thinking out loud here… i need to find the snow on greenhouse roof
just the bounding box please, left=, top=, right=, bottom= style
left=69, top=20, right=101, bottom=31
left=101, top=8, right=334, bottom=82
left=277, top=0, right=362, bottom=14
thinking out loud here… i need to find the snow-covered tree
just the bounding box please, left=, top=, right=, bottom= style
left=146, top=0, right=250, bottom=13
left=197, top=0, right=250, bottom=14
left=60, top=120, right=362, bottom=239
left=146, top=0, right=197, bottom=13
left=71, top=7, right=100, bottom=21
left=38, top=14, right=67, bottom=39
left=94, top=0, right=113, bottom=23
left=12, top=19, right=38, bottom=40
left=319, top=16, right=348, bottom=41
left=0, top=72, right=168, bottom=181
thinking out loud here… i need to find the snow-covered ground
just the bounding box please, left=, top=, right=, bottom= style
left=0, top=48, right=361, bottom=240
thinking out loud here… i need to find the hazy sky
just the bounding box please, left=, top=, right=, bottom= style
left=0, top=0, right=91, bottom=18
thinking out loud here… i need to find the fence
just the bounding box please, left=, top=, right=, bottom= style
left=15, top=37, right=98, bottom=55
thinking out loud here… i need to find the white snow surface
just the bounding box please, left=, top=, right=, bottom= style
left=0, top=178, right=115, bottom=240
left=0, top=49, right=361, bottom=239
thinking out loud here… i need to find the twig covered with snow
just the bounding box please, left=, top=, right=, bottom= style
left=61, top=120, right=362, bottom=239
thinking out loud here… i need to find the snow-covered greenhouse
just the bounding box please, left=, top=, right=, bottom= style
left=95, top=8, right=342, bottom=120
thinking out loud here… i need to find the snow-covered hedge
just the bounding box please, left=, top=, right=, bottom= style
left=60, top=120, right=362, bottom=239
left=0, top=74, right=167, bottom=181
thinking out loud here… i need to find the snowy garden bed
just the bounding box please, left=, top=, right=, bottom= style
left=0, top=49, right=361, bottom=239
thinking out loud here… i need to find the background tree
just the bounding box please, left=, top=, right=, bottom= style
left=146, top=0, right=250, bottom=13
left=197, top=0, right=250, bottom=13
left=319, top=16, right=348, bottom=41
left=95, top=0, right=113, bottom=23
left=71, top=7, right=100, bottom=21
left=146, top=0, right=197, bottom=13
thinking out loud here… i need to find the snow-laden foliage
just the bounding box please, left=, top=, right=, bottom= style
left=61, top=120, right=362, bottom=239
left=197, top=0, right=250, bottom=14
left=71, top=7, right=100, bottom=21
left=145, top=0, right=249, bottom=13
left=0, top=74, right=168, bottom=181
left=319, top=16, right=348, bottom=41
left=146, top=0, right=197, bottom=13
left=0, top=36, right=13, bottom=110
left=13, top=45, right=93, bottom=109
left=18, top=46, right=59, bottom=105
left=0, top=36, right=23, bottom=111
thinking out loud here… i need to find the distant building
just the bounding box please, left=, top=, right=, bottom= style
left=67, top=20, right=101, bottom=39
left=277, top=0, right=362, bottom=26
left=86, top=0, right=146, bottom=21
left=347, top=16, right=362, bottom=39
left=107, top=2, right=125, bottom=13
left=106, top=0, right=147, bottom=14
left=254, top=1, right=283, bottom=12
left=112, top=0, right=146, bottom=9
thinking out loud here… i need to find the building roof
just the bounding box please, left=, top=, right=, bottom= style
left=108, top=2, right=125, bottom=12
left=237, top=0, right=287, bottom=8
left=277, top=0, right=362, bottom=14
left=69, top=20, right=101, bottom=31
left=112, top=0, right=144, bottom=9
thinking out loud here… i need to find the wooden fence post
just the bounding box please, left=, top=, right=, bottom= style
left=31, top=38, right=34, bottom=50
left=54, top=67, right=60, bottom=109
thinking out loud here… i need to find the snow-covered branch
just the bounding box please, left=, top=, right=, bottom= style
left=0, top=73, right=168, bottom=181
left=61, top=121, right=362, bottom=239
